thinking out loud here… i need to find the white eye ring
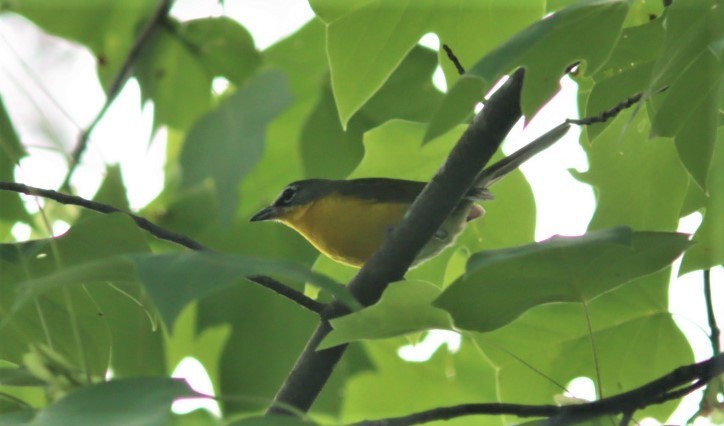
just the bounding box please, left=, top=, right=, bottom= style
left=277, top=186, right=297, bottom=205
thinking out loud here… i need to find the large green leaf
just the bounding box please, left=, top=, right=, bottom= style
left=474, top=270, right=693, bottom=422
left=178, top=17, right=261, bottom=86
left=576, top=111, right=689, bottom=232
left=435, top=227, right=690, bottom=332
left=0, top=214, right=156, bottom=384
left=180, top=69, right=293, bottom=224
left=130, top=251, right=358, bottom=329
left=31, top=377, right=196, bottom=425
left=196, top=282, right=318, bottom=415
left=563, top=59, right=693, bottom=423
left=299, top=45, right=444, bottom=179
left=134, top=26, right=213, bottom=131
left=320, top=280, right=453, bottom=349
left=426, top=0, right=629, bottom=141
left=310, top=0, right=543, bottom=127
left=0, top=97, right=29, bottom=228
left=583, top=18, right=665, bottom=142
left=341, top=338, right=500, bottom=425
left=134, top=17, right=261, bottom=131
left=264, top=19, right=329, bottom=99
left=681, top=130, right=724, bottom=273
left=647, top=0, right=724, bottom=189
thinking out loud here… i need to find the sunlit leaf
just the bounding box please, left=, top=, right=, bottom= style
left=320, top=280, right=453, bottom=349
left=0, top=97, right=29, bottom=227
left=129, top=251, right=358, bottom=330
left=435, top=227, right=690, bottom=332
left=310, top=0, right=543, bottom=127
left=680, top=131, right=724, bottom=273
left=32, top=377, right=196, bottom=425
left=180, top=69, right=293, bottom=224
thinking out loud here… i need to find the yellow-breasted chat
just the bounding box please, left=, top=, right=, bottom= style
left=250, top=124, right=570, bottom=268
left=250, top=178, right=490, bottom=267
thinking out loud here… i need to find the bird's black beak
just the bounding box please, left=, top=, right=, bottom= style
left=250, top=206, right=276, bottom=222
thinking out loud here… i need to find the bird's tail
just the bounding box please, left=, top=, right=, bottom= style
left=475, top=122, right=571, bottom=189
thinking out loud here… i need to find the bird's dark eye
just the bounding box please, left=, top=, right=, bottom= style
left=276, top=186, right=297, bottom=205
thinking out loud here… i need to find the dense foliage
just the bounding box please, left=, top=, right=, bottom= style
left=0, top=0, right=721, bottom=425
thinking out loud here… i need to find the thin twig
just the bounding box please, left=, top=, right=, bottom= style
left=248, top=276, right=325, bottom=314
left=1, top=182, right=209, bottom=251
left=618, top=410, right=634, bottom=426
left=0, top=182, right=323, bottom=314
left=442, top=44, right=466, bottom=75
left=61, top=0, right=174, bottom=189
left=566, top=92, right=644, bottom=126
left=703, top=269, right=720, bottom=354
left=352, top=354, right=724, bottom=426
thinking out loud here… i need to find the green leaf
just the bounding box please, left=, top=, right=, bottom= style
left=32, top=377, right=196, bottom=426
left=264, top=19, right=328, bottom=98
left=14, top=257, right=136, bottom=304
left=0, top=367, right=46, bottom=387
left=180, top=69, right=293, bottom=224
left=320, top=280, right=453, bottom=349
left=229, top=416, right=316, bottom=425
left=311, top=0, right=543, bottom=127
left=680, top=130, right=724, bottom=273
left=0, top=410, right=35, bottom=425
left=300, top=45, right=443, bottom=179
left=197, top=282, right=317, bottom=414
left=474, top=268, right=693, bottom=422
left=341, top=338, right=499, bottom=425
left=435, top=227, right=690, bottom=332
left=430, top=0, right=629, bottom=137
left=135, top=25, right=213, bottom=130
left=1, top=214, right=153, bottom=375
left=647, top=0, right=724, bottom=188
left=129, top=251, right=358, bottom=330
left=0, top=97, right=29, bottom=226
left=179, top=17, right=261, bottom=86
left=576, top=111, right=689, bottom=232
left=423, top=75, right=482, bottom=142
left=583, top=18, right=665, bottom=142
left=652, top=48, right=722, bottom=189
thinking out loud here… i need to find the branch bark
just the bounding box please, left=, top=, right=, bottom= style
left=0, top=182, right=323, bottom=314
left=267, top=69, right=525, bottom=415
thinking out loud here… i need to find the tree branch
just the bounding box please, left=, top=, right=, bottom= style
left=248, top=275, right=325, bottom=314
left=352, top=353, right=724, bottom=426
left=703, top=269, right=720, bottom=355
left=61, top=0, right=174, bottom=189
left=266, top=69, right=526, bottom=415
left=0, top=182, right=323, bottom=314
left=442, top=44, right=466, bottom=75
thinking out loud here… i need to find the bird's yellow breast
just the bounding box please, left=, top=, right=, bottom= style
left=279, top=194, right=410, bottom=267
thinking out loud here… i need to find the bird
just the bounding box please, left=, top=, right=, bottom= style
left=250, top=124, right=568, bottom=268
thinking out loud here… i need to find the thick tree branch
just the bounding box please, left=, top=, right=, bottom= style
left=267, top=69, right=526, bottom=416
left=352, top=353, right=724, bottom=426
left=0, top=182, right=322, bottom=314
left=62, top=0, right=174, bottom=189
